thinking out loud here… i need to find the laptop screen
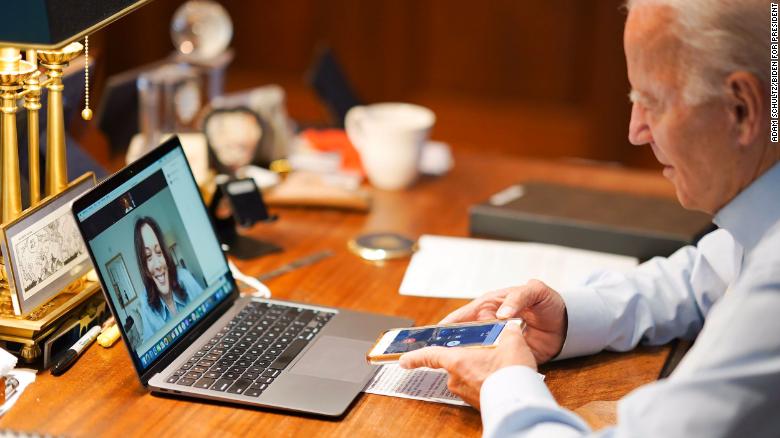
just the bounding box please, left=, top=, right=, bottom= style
left=75, top=144, right=233, bottom=371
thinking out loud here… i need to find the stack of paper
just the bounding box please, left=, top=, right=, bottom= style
left=363, top=364, right=467, bottom=406
left=363, top=363, right=546, bottom=407
left=399, top=235, right=639, bottom=299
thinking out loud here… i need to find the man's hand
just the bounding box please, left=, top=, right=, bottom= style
left=399, top=322, right=536, bottom=409
left=440, top=279, right=567, bottom=363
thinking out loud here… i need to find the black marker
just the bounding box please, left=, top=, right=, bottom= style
left=51, top=326, right=101, bottom=376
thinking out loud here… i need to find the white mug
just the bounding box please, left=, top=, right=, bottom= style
left=346, top=103, right=435, bottom=190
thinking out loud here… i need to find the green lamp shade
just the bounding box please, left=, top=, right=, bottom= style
left=0, top=0, right=151, bottom=49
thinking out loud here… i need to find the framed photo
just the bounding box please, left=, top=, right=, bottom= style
left=0, top=172, right=96, bottom=315
left=203, top=106, right=270, bottom=172
left=105, top=253, right=137, bottom=309
left=169, top=243, right=181, bottom=267
left=209, top=85, right=293, bottom=164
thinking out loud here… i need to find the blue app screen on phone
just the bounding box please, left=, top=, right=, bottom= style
left=383, top=323, right=505, bottom=354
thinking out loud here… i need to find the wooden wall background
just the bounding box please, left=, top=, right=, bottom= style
left=87, top=0, right=659, bottom=168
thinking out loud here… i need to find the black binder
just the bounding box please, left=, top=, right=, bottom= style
left=468, top=182, right=715, bottom=261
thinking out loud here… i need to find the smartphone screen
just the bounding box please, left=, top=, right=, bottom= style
left=381, top=322, right=506, bottom=354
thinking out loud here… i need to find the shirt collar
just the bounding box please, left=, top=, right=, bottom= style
left=172, top=288, right=188, bottom=308
left=714, top=162, right=780, bottom=253
left=154, top=280, right=188, bottom=318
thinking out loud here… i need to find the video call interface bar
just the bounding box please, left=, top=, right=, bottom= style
left=139, top=280, right=233, bottom=368
left=79, top=169, right=168, bottom=242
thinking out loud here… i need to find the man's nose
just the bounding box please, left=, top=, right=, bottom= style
left=628, top=103, right=652, bottom=146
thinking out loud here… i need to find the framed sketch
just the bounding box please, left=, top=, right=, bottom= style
left=105, top=253, right=137, bottom=309
left=0, top=172, right=96, bottom=315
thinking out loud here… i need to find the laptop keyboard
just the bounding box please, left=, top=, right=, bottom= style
left=166, top=302, right=334, bottom=397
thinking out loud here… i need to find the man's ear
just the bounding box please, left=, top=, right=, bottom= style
left=726, top=71, right=763, bottom=147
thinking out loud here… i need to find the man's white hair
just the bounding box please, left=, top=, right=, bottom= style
left=626, top=0, right=770, bottom=104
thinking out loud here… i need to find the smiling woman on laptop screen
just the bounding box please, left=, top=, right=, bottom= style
left=134, top=216, right=205, bottom=341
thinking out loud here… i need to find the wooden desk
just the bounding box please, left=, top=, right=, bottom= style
left=2, top=150, right=675, bottom=437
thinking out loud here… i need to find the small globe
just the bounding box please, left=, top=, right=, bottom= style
left=171, top=0, right=233, bottom=60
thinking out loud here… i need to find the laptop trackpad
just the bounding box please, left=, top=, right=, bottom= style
left=289, top=336, right=374, bottom=383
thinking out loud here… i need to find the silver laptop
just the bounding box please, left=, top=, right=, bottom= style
left=72, top=136, right=411, bottom=416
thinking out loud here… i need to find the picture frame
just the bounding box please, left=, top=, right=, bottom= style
left=209, top=85, right=293, bottom=164
left=202, top=106, right=270, bottom=173
left=169, top=243, right=181, bottom=268
left=105, top=253, right=137, bottom=309
left=0, top=172, right=97, bottom=316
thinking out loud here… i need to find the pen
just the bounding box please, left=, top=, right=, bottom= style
left=255, top=250, right=334, bottom=281
left=50, top=325, right=101, bottom=376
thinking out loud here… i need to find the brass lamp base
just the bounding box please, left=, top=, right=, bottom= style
left=0, top=278, right=102, bottom=363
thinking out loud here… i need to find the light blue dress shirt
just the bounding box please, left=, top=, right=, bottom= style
left=140, top=267, right=204, bottom=342
left=480, top=162, right=780, bottom=437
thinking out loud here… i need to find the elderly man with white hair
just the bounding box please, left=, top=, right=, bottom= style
left=401, top=0, right=780, bottom=436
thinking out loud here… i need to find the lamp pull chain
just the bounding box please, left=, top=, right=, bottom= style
left=81, top=35, right=92, bottom=121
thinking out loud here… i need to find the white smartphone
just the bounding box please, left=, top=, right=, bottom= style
left=366, top=319, right=524, bottom=364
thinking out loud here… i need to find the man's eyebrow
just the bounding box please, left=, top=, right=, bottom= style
left=629, top=89, right=659, bottom=106
left=628, top=89, right=644, bottom=103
